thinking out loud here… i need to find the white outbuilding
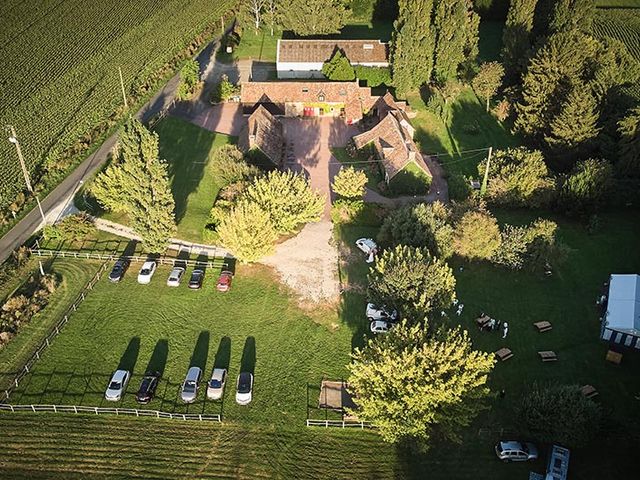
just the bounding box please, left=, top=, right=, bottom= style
left=601, top=274, right=640, bottom=349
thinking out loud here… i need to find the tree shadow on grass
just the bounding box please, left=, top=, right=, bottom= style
left=189, top=331, right=210, bottom=371
left=145, top=339, right=169, bottom=376
left=118, top=337, right=140, bottom=373
left=240, top=336, right=256, bottom=374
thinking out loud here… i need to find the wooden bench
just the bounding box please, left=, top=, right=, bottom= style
left=533, top=321, right=552, bottom=333
left=606, top=350, right=622, bottom=364
left=476, top=315, right=491, bottom=328
left=538, top=350, right=557, bottom=362
left=581, top=384, right=598, bottom=399
left=495, top=348, right=513, bottom=361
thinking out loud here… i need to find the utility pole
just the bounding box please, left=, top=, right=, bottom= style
left=7, top=125, right=47, bottom=224
left=118, top=66, right=128, bottom=108
left=480, top=146, right=493, bottom=197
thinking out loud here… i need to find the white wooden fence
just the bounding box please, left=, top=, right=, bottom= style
left=0, top=403, right=220, bottom=422
left=1, top=261, right=109, bottom=401
left=305, top=419, right=373, bottom=429
left=29, top=248, right=227, bottom=269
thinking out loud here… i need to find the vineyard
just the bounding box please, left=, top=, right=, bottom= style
left=593, top=8, right=640, bottom=60
left=0, top=0, right=233, bottom=219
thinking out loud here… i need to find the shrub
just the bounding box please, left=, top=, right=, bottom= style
left=176, top=59, right=201, bottom=101
left=209, top=145, right=260, bottom=186
left=378, top=202, right=454, bottom=259
left=241, top=170, right=325, bottom=234
left=42, top=213, right=96, bottom=242
left=211, top=74, right=239, bottom=103
left=447, top=174, right=472, bottom=201
left=454, top=210, right=501, bottom=260
left=368, top=245, right=456, bottom=321
left=216, top=201, right=278, bottom=263
left=332, top=166, right=368, bottom=199
left=559, top=158, right=613, bottom=215
left=425, top=89, right=447, bottom=120
left=353, top=66, right=392, bottom=87
left=493, top=218, right=564, bottom=271
left=493, top=98, right=511, bottom=122
left=517, top=383, right=602, bottom=448
left=322, top=49, right=355, bottom=81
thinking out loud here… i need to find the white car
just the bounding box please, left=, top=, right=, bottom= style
left=105, top=369, right=130, bottom=402
left=137, top=261, right=157, bottom=284
left=166, top=266, right=185, bottom=287
left=236, top=372, right=253, bottom=405
left=355, top=238, right=377, bottom=263
left=181, top=366, right=202, bottom=403
left=206, top=368, right=227, bottom=400
left=370, top=320, right=392, bottom=334
left=366, top=303, right=398, bottom=322
left=495, top=441, right=538, bottom=462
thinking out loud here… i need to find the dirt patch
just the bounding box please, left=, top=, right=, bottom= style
left=261, top=221, right=341, bottom=303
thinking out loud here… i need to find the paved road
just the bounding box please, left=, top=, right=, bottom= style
left=0, top=42, right=218, bottom=266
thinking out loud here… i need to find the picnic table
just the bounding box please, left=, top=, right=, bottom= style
left=538, top=350, right=557, bottom=362
left=533, top=321, right=552, bottom=333
left=606, top=350, right=622, bottom=364
left=495, top=348, right=513, bottom=361
left=476, top=315, right=491, bottom=328
left=581, top=384, right=598, bottom=399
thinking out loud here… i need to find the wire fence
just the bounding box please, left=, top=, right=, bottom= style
left=305, top=419, right=373, bottom=429
left=0, top=403, right=221, bottom=422
left=1, top=260, right=109, bottom=402
left=29, top=248, right=228, bottom=269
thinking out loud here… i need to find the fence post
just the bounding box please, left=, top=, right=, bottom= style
left=53, top=405, right=57, bottom=413
left=74, top=405, right=78, bottom=414
left=95, top=407, right=99, bottom=414
left=10, top=404, right=14, bottom=412
left=31, top=405, right=36, bottom=413
left=136, top=409, right=139, bottom=417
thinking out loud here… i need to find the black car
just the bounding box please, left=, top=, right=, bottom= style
left=135, top=372, right=160, bottom=404
left=108, top=259, right=130, bottom=283
left=188, top=269, right=204, bottom=289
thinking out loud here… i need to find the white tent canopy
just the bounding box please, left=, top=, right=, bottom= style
left=601, top=274, right=640, bottom=349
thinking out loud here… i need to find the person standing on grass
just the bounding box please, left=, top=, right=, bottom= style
left=502, top=322, right=509, bottom=339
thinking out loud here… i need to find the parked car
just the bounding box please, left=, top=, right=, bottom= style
left=370, top=320, right=392, bottom=334
left=135, top=371, right=160, bottom=404
left=181, top=366, right=202, bottom=403
left=166, top=266, right=185, bottom=287
left=137, top=261, right=157, bottom=284
left=366, top=303, right=398, bottom=322
left=236, top=372, right=253, bottom=405
left=188, top=269, right=205, bottom=289
left=355, top=238, right=377, bottom=263
left=216, top=271, right=233, bottom=292
left=206, top=368, right=227, bottom=400
left=104, top=369, right=130, bottom=402
left=495, top=441, right=539, bottom=462
left=108, top=259, right=130, bottom=283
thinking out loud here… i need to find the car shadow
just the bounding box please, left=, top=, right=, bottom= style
left=213, top=336, right=231, bottom=370
left=189, top=331, right=210, bottom=371
left=240, top=336, right=256, bottom=374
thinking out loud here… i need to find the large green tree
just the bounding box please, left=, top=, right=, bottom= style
left=501, top=0, right=538, bottom=82
left=391, top=0, right=436, bottom=95
left=479, top=147, right=555, bottom=208
left=368, top=245, right=456, bottom=321
left=454, top=210, right=501, bottom=261
left=92, top=120, right=176, bottom=253
left=548, top=0, right=596, bottom=35
left=322, top=49, right=355, bottom=81
left=432, top=0, right=479, bottom=83
left=617, top=107, right=640, bottom=177
left=331, top=166, right=367, bottom=199
left=241, top=170, right=324, bottom=234
left=277, top=0, right=350, bottom=36
left=559, top=158, right=613, bottom=214
left=471, top=62, right=505, bottom=112
left=348, top=322, right=495, bottom=450
left=377, top=202, right=454, bottom=259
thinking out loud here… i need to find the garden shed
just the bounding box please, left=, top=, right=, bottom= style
left=601, top=274, right=640, bottom=349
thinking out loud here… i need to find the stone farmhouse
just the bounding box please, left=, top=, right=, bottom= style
left=276, top=39, right=389, bottom=79
left=237, top=105, right=285, bottom=167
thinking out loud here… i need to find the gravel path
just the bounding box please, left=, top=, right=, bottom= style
left=261, top=221, right=340, bottom=303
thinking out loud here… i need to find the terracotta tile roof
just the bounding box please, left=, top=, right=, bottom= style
left=353, top=110, right=431, bottom=180
left=238, top=106, right=284, bottom=166
left=278, top=39, right=389, bottom=64
left=240, top=81, right=375, bottom=121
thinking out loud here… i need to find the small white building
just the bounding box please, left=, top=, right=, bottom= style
left=276, top=39, right=389, bottom=79
left=601, top=274, right=640, bottom=349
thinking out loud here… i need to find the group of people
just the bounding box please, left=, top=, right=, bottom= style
left=442, top=301, right=510, bottom=339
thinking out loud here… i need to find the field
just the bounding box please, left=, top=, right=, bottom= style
left=0, top=0, right=233, bottom=213
left=593, top=8, right=640, bottom=59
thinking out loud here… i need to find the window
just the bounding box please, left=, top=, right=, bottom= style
left=318, top=92, right=325, bottom=102
left=302, top=88, right=309, bottom=93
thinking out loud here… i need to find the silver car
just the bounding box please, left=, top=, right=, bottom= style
left=105, top=369, right=130, bottom=402
left=495, top=441, right=538, bottom=462
left=181, top=366, right=202, bottom=403
left=206, top=368, right=227, bottom=400
left=166, top=266, right=185, bottom=287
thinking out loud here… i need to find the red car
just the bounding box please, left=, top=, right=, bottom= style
left=216, top=271, right=233, bottom=292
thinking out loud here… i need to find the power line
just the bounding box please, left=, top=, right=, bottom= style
left=317, top=148, right=491, bottom=167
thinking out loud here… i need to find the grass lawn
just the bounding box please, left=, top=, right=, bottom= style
left=407, top=88, right=519, bottom=177
left=8, top=262, right=352, bottom=424
left=387, top=161, right=432, bottom=195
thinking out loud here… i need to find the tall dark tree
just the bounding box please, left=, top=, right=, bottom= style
left=617, top=107, right=640, bottom=177
left=432, top=0, right=479, bottom=83
left=501, top=0, right=538, bottom=82
left=277, top=0, right=349, bottom=36
left=391, top=0, right=436, bottom=95
left=548, top=0, right=596, bottom=34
